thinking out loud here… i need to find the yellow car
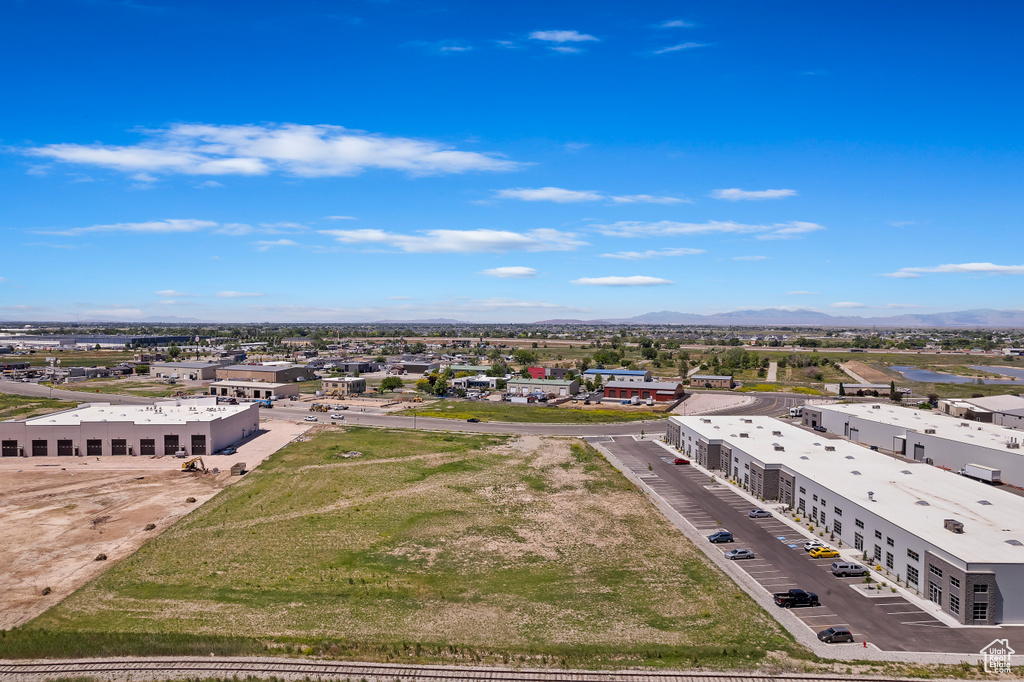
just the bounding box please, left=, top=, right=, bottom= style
left=809, top=547, right=840, bottom=559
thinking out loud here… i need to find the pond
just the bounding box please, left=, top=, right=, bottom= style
left=890, top=365, right=1022, bottom=385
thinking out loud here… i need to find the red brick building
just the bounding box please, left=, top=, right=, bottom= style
left=603, top=380, right=684, bottom=402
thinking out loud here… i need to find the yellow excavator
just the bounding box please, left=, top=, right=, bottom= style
left=181, top=457, right=207, bottom=473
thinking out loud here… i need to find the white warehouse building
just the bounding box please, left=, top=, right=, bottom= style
left=0, top=398, right=258, bottom=458
left=801, top=403, right=1024, bottom=486
left=666, top=415, right=1024, bottom=625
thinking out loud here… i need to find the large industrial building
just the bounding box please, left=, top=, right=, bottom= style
left=0, top=398, right=257, bottom=458
left=0, top=334, right=192, bottom=350
left=666, top=415, right=1024, bottom=625
left=603, top=380, right=683, bottom=402
left=802, top=403, right=1024, bottom=485
left=150, top=360, right=231, bottom=381
left=939, top=394, right=1024, bottom=429
left=214, top=363, right=312, bottom=383
left=506, top=377, right=579, bottom=397
left=583, top=368, right=652, bottom=383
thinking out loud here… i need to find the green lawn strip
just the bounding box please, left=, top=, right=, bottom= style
left=402, top=400, right=665, bottom=424
left=13, top=428, right=807, bottom=668
left=0, top=392, right=80, bottom=420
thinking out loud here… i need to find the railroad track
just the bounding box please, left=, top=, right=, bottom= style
left=0, top=657, right=913, bottom=682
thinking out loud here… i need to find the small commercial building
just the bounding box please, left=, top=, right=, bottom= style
left=667, top=415, right=1024, bottom=625
left=939, top=395, right=1024, bottom=429
left=150, top=360, right=231, bottom=381
left=452, top=375, right=502, bottom=390
left=322, top=376, right=366, bottom=396
left=208, top=380, right=299, bottom=400
left=527, top=367, right=572, bottom=380
left=214, top=364, right=312, bottom=383
left=506, top=378, right=579, bottom=397
left=450, top=364, right=491, bottom=374
left=834, top=382, right=892, bottom=395
left=690, top=374, right=735, bottom=389
left=803, top=402, right=1024, bottom=486
left=583, top=368, right=652, bottom=383
left=603, top=380, right=683, bottom=402
left=331, top=361, right=379, bottom=374
left=282, top=337, right=315, bottom=348
left=0, top=398, right=257, bottom=458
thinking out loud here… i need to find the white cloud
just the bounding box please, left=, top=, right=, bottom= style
left=529, top=30, right=599, bottom=43
left=481, top=266, right=538, bottom=278
left=882, top=272, right=920, bottom=279
left=495, top=186, right=685, bottom=204
left=196, top=180, right=224, bottom=188
left=440, top=45, right=472, bottom=52
left=572, top=276, right=674, bottom=287
left=593, top=219, right=824, bottom=240
left=732, top=255, right=769, bottom=261
left=253, top=239, right=299, bottom=251
left=26, top=123, right=519, bottom=179
left=884, top=262, right=1024, bottom=278
left=654, top=42, right=706, bottom=54
left=786, top=290, right=820, bottom=295
left=888, top=220, right=916, bottom=227
left=711, top=188, right=798, bottom=201
left=659, top=19, right=694, bottom=28
left=37, top=219, right=217, bottom=237
left=154, top=290, right=198, bottom=297
left=325, top=215, right=357, bottom=220
left=320, top=228, right=585, bottom=253
left=831, top=302, right=867, bottom=309
left=216, top=291, right=265, bottom=298
left=550, top=46, right=582, bottom=54
left=83, top=307, right=145, bottom=318
left=0, top=277, right=5, bottom=283
left=599, top=248, right=704, bottom=260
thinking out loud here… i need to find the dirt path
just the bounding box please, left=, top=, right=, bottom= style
left=843, top=360, right=894, bottom=384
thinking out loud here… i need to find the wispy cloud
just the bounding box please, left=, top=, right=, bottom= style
left=216, top=291, right=265, bottom=298
left=495, top=186, right=686, bottom=204
left=658, top=19, right=694, bottom=28
left=196, top=180, right=224, bottom=188
left=711, top=188, right=798, bottom=201
left=83, top=307, right=146, bottom=319
left=888, top=220, right=916, bottom=227
left=593, top=219, right=824, bottom=240
left=25, top=123, right=519, bottom=179
left=883, top=262, right=1024, bottom=278
left=572, top=276, right=673, bottom=287
left=787, top=290, right=820, bottom=295
left=654, top=42, right=706, bottom=55
left=831, top=302, right=867, bottom=309
left=320, top=228, right=585, bottom=253
left=154, top=290, right=199, bottom=297
left=325, top=215, right=357, bottom=220
left=36, top=219, right=218, bottom=236
left=529, top=30, right=598, bottom=43
left=480, top=266, right=538, bottom=278
left=253, top=239, right=299, bottom=251
left=599, top=247, right=704, bottom=260
left=732, top=255, right=769, bottom=261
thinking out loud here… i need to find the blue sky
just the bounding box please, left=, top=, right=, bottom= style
left=2, top=0, right=1023, bottom=322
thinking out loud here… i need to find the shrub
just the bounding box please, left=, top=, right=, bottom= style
left=144, top=523, right=156, bottom=531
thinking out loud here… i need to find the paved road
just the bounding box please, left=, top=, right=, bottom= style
left=604, top=437, right=1006, bottom=653
left=0, top=379, right=157, bottom=405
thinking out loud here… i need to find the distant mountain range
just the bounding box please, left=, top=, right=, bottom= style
left=535, top=308, right=1024, bottom=328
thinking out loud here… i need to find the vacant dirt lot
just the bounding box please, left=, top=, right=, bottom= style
left=843, top=360, right=896, bottom=384
left=0, top=418, right=308, bottom=629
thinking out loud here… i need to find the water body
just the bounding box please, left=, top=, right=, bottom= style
left=970, top=365, right=1024, bottom=380
left=891, top=365, right=1022, bottom=385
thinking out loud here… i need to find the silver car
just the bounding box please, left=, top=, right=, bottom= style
left=725, top=548, right=756, bottom=560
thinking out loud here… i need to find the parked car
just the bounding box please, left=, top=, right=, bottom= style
left=724, top=548, right=755, bottom=560
left=304, top=416, right=317, bottom=422
left=809, top=547, right=841, bottom=559
left=817, top=626, right=854, bottom=643
left=466, top=417, right=480, bottom=423
left=773, top=588, right=820, bottom=608
left=813, top=425, right=827, bottom=432
left=673, top=457, right=690, bottom=465
left=216, top=446, right=236, bottom=455
left=708, top=530, right=734, bottom=543
left=803, top=539, right=825, bottom=552
left=831, top=562, right=869, bottom=577
left=330, top=413, right=345, bottom=420
left=748, top=509, right=772, bottom=518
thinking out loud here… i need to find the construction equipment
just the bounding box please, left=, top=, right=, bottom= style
left=181, top=457, right=207, bottom=473
left=309, top=403, right=330, bottom=412
left=254, top=398, right=273, bottom=408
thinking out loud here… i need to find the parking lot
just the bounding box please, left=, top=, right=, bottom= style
left=602, top=436, right=1011, bottom=653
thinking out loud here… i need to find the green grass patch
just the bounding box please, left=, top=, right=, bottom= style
left=403, top=400, right=666, bottom=424
left=13, top=427, right=806, bottom=667
left=0, top=392, right=80, bottom=420
left=736, top=384, right=823, bottom=395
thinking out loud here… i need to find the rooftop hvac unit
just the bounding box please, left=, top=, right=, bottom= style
left=944, top=519, right=964, bottom=534
left=872, top=405, right=881, bottom=409
left=773, top=444, right=785, bottom=451
left=772, top=430, right=782, bottom=436
left=924, top=428, right=936, bottom=434
left=824, top=445, right=836, bottom=451
left=739, top=432, right=749, bottom=438
left=700, top=418, right=711, bottom=423
left=742, top=418, right=753, bottom=423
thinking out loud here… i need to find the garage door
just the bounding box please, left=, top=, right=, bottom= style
left=140, top=439, right=155, bottom=456
left=111, top=439, right=127, bottom=456
left=32, top=440, right=48, bottom=457
left=1, top=440, right=18, bottom=457
left=57, top=439, right=73, bottom=457
left=190, top=434, right=207, bottom=456
left=87, top=439, right=102, bottom=456
left=164, top=435, right=179, bottom=456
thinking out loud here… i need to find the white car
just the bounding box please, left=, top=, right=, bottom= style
left=803, top=539, right=825, bottom=552
left=330, top=413, right=344, bottom=420
left=303, top=416, right=317, bottom=422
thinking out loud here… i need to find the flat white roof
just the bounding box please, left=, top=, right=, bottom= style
left=323, top=376, right=364, bottom=382
left=672, top=415, right=1024, bottom=564
left=210, top=380, right=290, bottom=388
left=24, top=401, right=252, bottom=426
left=814, top=402, right=1024, bottom=451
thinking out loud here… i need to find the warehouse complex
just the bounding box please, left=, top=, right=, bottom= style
left=0, top=398, right=257, bottom=458
left=666, top=415, right=1024, bottom=625
left=802, top=403, right=1024, bottom=486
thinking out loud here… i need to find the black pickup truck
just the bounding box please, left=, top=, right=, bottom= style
left=773, top=589, right=820, bottom=608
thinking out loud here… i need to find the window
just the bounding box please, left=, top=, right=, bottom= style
left=821, top=499, right=826, bottom=507
left=950, top=577, right=961, bottom=590
left=874, top=544, right=882, bottom=562
left=974, top=584, right=988, bottom=594
left=798, top=498, right=805, bottom=511
left=874, top=530, right=882, bottom=539
left=799, top=486, right=806, bottom=494
left=811, top=508, right=818, bottom=522
left=930, top=565, right=943, bottom=578
left=887, top=536, right=894, bottom=547
left=886, top=552, right=894, bottom=570
left=813, top=494, right=818, bottom=502
left=950, top=594, right=960, bottom=615
left=973, top=603, right=988, bottom=622
left=833, top=506, right=842, bottom=517
left=855, top=519, right=864, bottom=529
left=834, top=520, right=842, bottom=535
left=854, top=532, right=863, bottom=551
left=820, top=512, right=826, bottom=525
left=907, top=565, right=919, bottom=586
left=907, top=549, right=919, bottom=561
